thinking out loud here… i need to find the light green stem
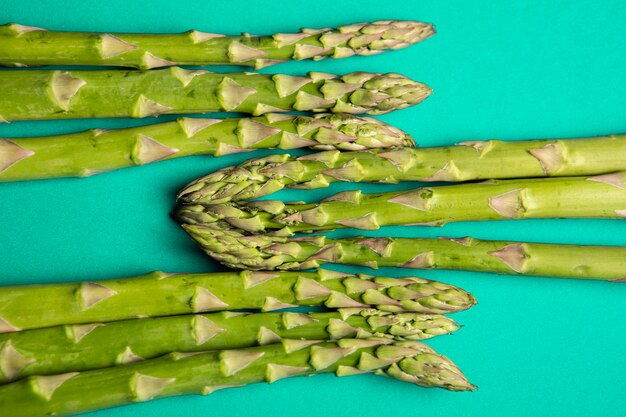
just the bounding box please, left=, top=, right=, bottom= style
left=178, top=134, right=626, bottom=204
left=0, top=113, right=412, bottom=182
left=177, top=172, right=626, bottom=232
left=0, top=310, right=458, bottom=383
left=0, top=21, right=433, bottom=69
left=184, top=226, right=626, bottom=280
left=0, top=339, right=473, bottom=417
left=0, top=269, right=474, bottom=332
left=0, top=69, right=430, bottom=121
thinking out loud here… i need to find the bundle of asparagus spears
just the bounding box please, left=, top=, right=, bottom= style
left=0, top=18, right=482, bottom=417
left=0, top=20, right=434, bottom=182
left=0, top=269, right=476, bottom=416
left=0, top=15, right=624, bottom=417
left=176, top=136, right=626, bottom=279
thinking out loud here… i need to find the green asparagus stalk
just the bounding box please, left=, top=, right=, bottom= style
left=0, top=21, right=434, bottom=69
left=177, top=172, right=626, bottom=233
left=0, top=114, right=412, bottom=182
left=184, top=226, right=626, bottom=280
left=0, top=69, right=430, bottom=121
left=0, top=269, right=474, bottom=332
left=178, top=134, right=626, bottom=204
left=0, top=310, right=459, bottom=383
left=0, top=339, right=474, bottom=417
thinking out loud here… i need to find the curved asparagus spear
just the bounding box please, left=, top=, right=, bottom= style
left=183, top=226, right=626, bottom=280
left=0, top=114, right=412, bottom=182
left=0, top=69, right=430, bottom=121
left=178, top=134, right=626, bottom=204
left=0, top=269, right=475, bottom=332
left=0, top=310, right=459, bottom=383
left=0, top=339, right=473, bottom=417
left=177, top=172, right=626, bottom=232
left=0, top=21, right=434, bottom=69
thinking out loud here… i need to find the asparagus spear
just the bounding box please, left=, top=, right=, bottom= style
left=0, top=21, right=434, bottom=69
left=177, top=172, right=626, bottom=232
left=184, top=226, right=626, bottom=280
left=0, top=339, right=473, bottom=417
left=0, top=269, right=474, bottom=332
left=0, top=310, right=459, bottom=383
left=178, top=134, right=626, bottom=204
left=0, top=69, right=430, bottom=121
left=0, top=113, right=412, bottom=182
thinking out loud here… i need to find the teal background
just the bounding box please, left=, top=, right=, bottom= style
left=1, top=0, right=625, bottom=416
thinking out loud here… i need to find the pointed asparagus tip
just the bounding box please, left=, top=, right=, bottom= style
left=315, top=113, right=416, bottom=148
left=180, top=223, right=214, bottom=247
left=371, top=20, right=436, bottom=46
left=397, top=353, right=476, bottom=391
left=176, top=176, right=206, bottom=201
left=174, top=205, right=216, bottom=225
left=335, top=20, right=435, bottom=52
left=342, top=72, right=432, bottom=114
left=177, top=154, right=293, bottom=205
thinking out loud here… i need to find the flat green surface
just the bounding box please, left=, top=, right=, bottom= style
left=0, top=1, right=625, bottom=416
